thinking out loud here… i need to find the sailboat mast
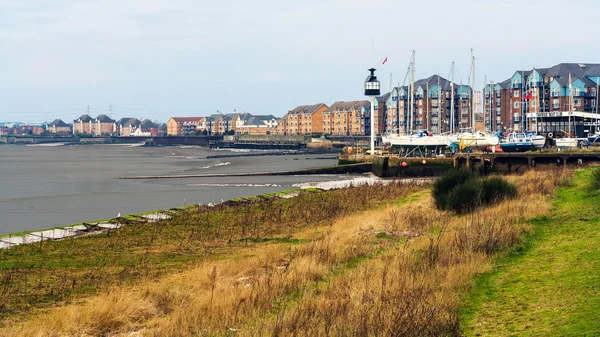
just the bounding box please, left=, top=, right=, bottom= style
left=595, top=80, right=599, bottom=135
left=569, top=73, right=573, bottom=137
left=521, top=70, right=525, bottom=131
left=484, top=75, right=487, bottom=131
left=410, top=50, right=416, bottom=132
left=532, top=67, right=539, bottom=133
left=470, top=49, right=475, bottom=130
left=438, top=75, right=441, bottom=134
left=451, top=61, right=455, bottom=134
left=491, top=80, right=495, bottom=132
left=426, top=82, right=430, bottom=130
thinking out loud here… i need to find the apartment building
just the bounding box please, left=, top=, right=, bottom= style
left=323, top=101, right=372, bottom=136
left=283, top=104, right=327, bottom=135
left=382, top=75, right=471, bottom=134
left=484, top=63, right=600, bottom=135
left=72, top=114, right=116, bottom=135
left=47, top=119, right=71, bottom=134
left=166, top=117, right=205, bottom=135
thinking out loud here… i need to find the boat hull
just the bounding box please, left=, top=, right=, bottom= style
left=588, top=135, right=600, bottom=143
left=500, top=143, right=534, bottom=152
left=448, top=133, right=499, bottom=149
left=531, top=136, right=546, bottom=149
left=555, top=138, right=579, bottom=148
left=381, top=135, right=449, bottom=147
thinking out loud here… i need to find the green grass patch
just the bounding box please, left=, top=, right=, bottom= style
left=461, top=168, right=600, bottom=336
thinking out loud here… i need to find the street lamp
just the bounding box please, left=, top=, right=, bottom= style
left=364, top=68, right=380, bottom=155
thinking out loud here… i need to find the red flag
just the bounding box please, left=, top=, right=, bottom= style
left=381, top=57, right=388, bottom=65
left=524, top=91, right=533, bottom=100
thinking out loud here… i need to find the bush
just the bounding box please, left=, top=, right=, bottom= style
left=433, top=169, right=517, bottom=213
left=481, top=176, right=517, bottom=203
left=432, top=168, right=476, bottom=209
left=591, top=167, right=600, bottom=191
left=445, top=179, right=483, bottom=214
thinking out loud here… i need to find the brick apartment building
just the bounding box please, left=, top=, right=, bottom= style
left=47, top=119, right=71, bottom=134
left=282, top=104, right=327, bottom=135
left=484, top=63, right=600, bottom=135
left=381, top=75, right=473, bottom=135
left=322, top=101, right=373, bottom=136
left=73, top=114, right=116, bottom=135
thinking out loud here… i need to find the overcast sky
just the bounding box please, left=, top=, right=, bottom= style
left=0, top=0, right=598, bottom=122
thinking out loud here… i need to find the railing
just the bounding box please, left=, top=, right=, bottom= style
left=551, top=92, right=560, bottom=97
left=512, top=83, right=522, bottom=89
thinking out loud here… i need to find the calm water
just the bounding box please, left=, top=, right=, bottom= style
left=0, top=145, right=340, bottom=233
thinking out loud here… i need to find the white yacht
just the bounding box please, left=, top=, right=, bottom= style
left=446, top=130, right=500, bottom=149
left=382, top=130, right=450, bottom=147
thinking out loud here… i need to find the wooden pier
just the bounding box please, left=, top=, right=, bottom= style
left=454, top=152, right=600, bottom=173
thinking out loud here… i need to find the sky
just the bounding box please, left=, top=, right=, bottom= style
left=0, top=0, right=598, bottom=123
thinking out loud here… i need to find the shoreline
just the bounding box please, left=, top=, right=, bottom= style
left=0, top=176, right=431, bottom=248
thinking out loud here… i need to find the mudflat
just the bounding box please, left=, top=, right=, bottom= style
left=0, top=144, right=338, bottom=233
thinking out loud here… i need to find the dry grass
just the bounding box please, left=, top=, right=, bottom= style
left=0, top=169, right=572, bottom=336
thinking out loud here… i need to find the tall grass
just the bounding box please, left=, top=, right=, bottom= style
left=0, top=181, right=422, bottom=322
left=0, top=169, right=573, bottom=337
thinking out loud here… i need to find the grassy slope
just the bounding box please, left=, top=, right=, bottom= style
left=462, top=169, right=600, bottom=336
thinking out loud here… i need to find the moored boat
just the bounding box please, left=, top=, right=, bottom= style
left=525, top=131, right=546, bottom=149
left=499, top=132, right=535, bottom=152
left=555, top=137, right=579, bottom=148
left=587, top=132, right=600, bottom=143
left=381, top=130, right=450, bottom=147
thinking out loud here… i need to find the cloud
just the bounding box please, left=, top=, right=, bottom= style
left=0, top=0, right=599, bottom=121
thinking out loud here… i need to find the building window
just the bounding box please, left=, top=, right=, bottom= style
left=553, top=99, right=559, bottom=109
left=514, top=101, right=520, bottom=108
left=574, top=88, right=581, bottom=96
left=574, top=98, right=581, bottom=106
left=514, top=91, right=519, bottom=98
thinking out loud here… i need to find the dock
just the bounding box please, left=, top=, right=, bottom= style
left=454, top=152, right=600, bottom=173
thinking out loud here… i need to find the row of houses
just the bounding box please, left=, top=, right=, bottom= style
left=167, top=113, right=280, bottom=136
left=72, top=115, right=160, bottom=136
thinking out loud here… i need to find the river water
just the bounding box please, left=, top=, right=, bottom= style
left=0, top=144, right=342, bottom=233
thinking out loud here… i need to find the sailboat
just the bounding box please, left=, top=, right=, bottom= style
left=447, top=129, right=500, bottom=149
left=555, top=73, right=580, bottom=149
left=446, top=51, right=500, bottom=151
left=524, top=70, right=547, bottom=149
left=381, top=51, right=449, bottom=148
left=382, top=130, right=450, bottom=147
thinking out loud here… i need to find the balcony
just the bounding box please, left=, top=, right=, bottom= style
left=530, top=81, right=542, bottom=87
left=512, top=83, right=522, bottom=89
left=551, top=92, right=560, bottom=97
